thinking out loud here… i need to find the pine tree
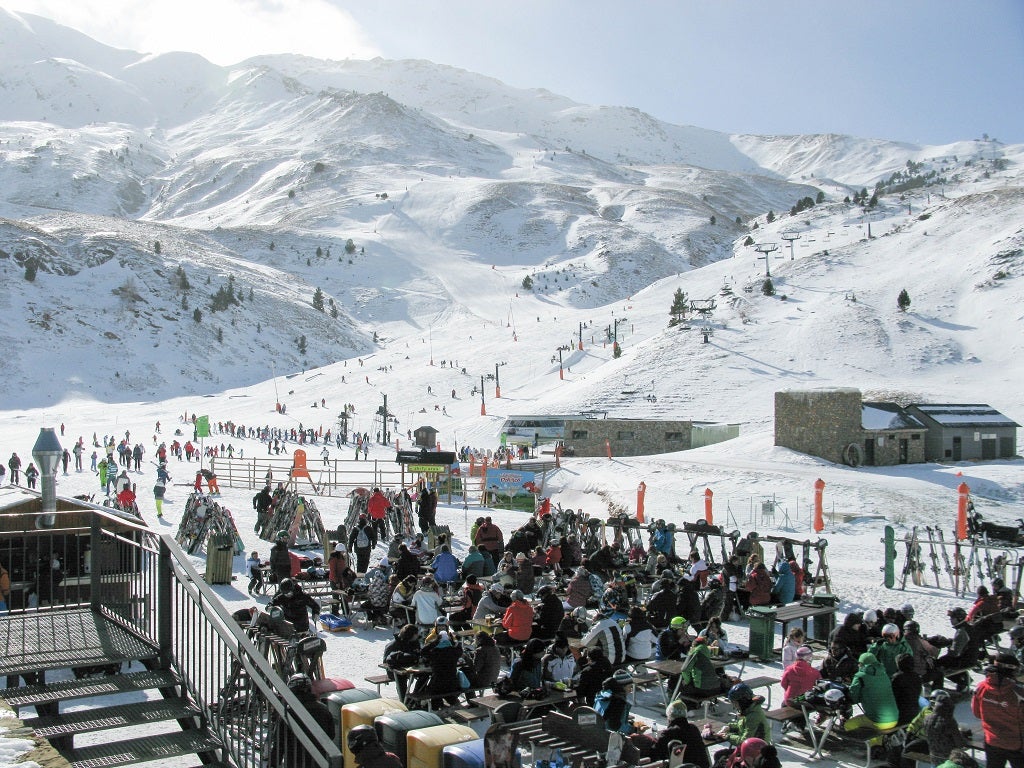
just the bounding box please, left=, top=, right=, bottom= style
left=193, top=308, right=202, bottom=323
left=345, top=239, right=356, bottom=254
left=24, top=258, right=37, bottom=282
left=298, top=335, right=307, bottom=355
left=216, top=327, right=223, bottom=343
left=154, top=241, right=161, bottom=254
left=766, top=210, right=776, bottom=223
left=312, top=287, right=325, bottom=311
left=522, top=275, right=534, bottom=290
left=743, top=235, right=755, bottom=247
left=897, top=288, right=911, bottom=312
left=762, top=278, right=775, bottom=296
left=668, top=288, right=689, bottom=327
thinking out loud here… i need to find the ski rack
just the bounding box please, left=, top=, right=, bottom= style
left=259, top=491, right=327, bottom=549
left=888, top=527, right=1023, bottom=596
left=759, top=534, right=833, bottom=596
left=175, top=492, right=245, bottom=555
left=680, top=521, right=741, bottom=572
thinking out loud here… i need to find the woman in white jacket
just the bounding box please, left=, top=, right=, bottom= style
left=623, top=606, right=657, bottom=664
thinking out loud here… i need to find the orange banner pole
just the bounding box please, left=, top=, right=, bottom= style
left=813, top=478, right=825, bottom=533
left=604, top=439, right=611, bottom=460
left=704, top=488, right=714, bottom=525
left=956, top=482, right=970, bottom=540
left=636, top=482, right=646, bottom=524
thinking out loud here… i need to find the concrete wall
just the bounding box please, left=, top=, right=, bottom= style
left=861, top=431, right=927, bottom=466
left=774, top=389, right=862, bottom=465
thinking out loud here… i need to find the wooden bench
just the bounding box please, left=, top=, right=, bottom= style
left=447, top=705, right=490, bottom=724
left=824, top=723, right=905, bottom=768
left=629, top=670, right=661, bottom=704
left=765, top=706, right=804, bottom=740
left=678, top=691, right=721, bottom=720
left=364, top=673, right=392, bottom=696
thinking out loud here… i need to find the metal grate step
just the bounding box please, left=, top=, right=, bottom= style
left=68, top=729, right=222, bottom=768
left=24, top=696, right=200, bottom=738
left=0, top=669, right=179, bottom=708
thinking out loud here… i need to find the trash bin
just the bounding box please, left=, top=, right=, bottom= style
left=204, top=533, right=234, bottom=585
left=747, top=606, right=777, bottom=660
left=407, top=724, right=479, bottom=768
left=341, top=698, right=407, bottom=768
left=443, top=738, right=485, bottom=768
left=326, top=689, right=379, bottom=745
left=811, top=594, right=839, bottom=643
left=376, top=710, right=444, bottom=764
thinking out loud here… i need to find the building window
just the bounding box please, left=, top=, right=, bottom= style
left=571, top=430, right=589, bottom=440
left=665, top=432, right=684, bottom=441
left=616, top=431, right=635, bottom=441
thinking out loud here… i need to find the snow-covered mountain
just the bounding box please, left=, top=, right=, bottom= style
left=0, top=7, right=1021, bottom=436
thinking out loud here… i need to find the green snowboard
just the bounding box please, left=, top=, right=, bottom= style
left=883, top=525, right=896, bottom=588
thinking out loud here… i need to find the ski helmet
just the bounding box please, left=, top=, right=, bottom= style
left=346, top=724, right=379, bottom=754
left=727, top=682, right=753, bottom=705
left=287, top=673, right=313, bottom=695
left=739, top=737, right=768, bottom=764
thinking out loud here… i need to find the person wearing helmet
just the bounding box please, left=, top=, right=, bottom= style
left=846, top=651, right=898, bottom=733
left=735, top=736, right=781, bottom=768
left=869, top=623, right=913, bottom=676
left=935, top=607, right=978, bottom=693
left=565, top=564, right=594, bottom=608
left=269, top=532, right=292, bottom=586
left=593, top=668, right=643, bottom=734
left=346, top=724, right=401, bottom=768
left=921, top=685, right=971, bottom=766
left=717, top=682, right=770, bottom=746
left=971, top=652, right=1024, bottom=768
left=901, top=619, right=941, bottom=686
left=657, top=616, right=694, bottom=661
left=473, top=581, right=508, bottom=621
left=1008, top=623, right=1024, bottom=667
left=270, top=578, right=320, bottom=633
left=267, top=673, right=335, bottom=767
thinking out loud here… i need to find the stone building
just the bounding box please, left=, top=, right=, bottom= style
left=774, top=389, right=928, bottom=466
left=562, top=418, right=738, bottom=458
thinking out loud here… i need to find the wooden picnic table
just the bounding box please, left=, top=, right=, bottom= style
left=470, top=689, right=577, bottom=718
left=645, top=655, right=745, bottom=707
left=769, top=602, right=837, bottom=650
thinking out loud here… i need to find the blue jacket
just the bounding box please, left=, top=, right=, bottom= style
left=431, top=551, right=459, bottom=583
left=771, top=560, right=795, bottom=604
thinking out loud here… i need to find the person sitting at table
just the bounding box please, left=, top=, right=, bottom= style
left=676, top=637, right=724, bottom=700
left=656, top=616, right=694, bottom=661
left=461, top=545, right=485, bottom=579
left=392, top=544, right=421, bottom=582
left=781, top=645, right=821, bottom=707
left=645, top=578, right=676, bottom=630
left=507, top=637, right=546, bottom=691
left=846, top=651, right=899, bottom=734
left=697, top=615, right=729, bottom=650
left=566, top=566, right=594, bottom=608
left=682, top=550, right=709, bottom=585
left=465, top=630, right=501, bottom=690
left=648, top=699, right=710, bottom=767
left=818, top=639, right=858, bottom=685
left=595, top=669, right=645, bottom=734
left=716, top=683, right=771, bottom=748
left=890, top=652, right=923, bottom=726
left=541, top=635, right=579, bottom=687
left=383, top=624, right=422, bottom=701
left=729, top=738, right=781, bottom=768
left=429, top=545, right=460, bottom=586
left=623, top=605, right=656, bottom=665
left=499, top=589, right=535, bottom=644
left=530, top=546, right=547, bottom=570
left=533, top=585, right=565, bottom=639
left=581, top=608, right=628, bottom=666
left=869, top=623, right=914, bottom=677
left=390, top=574, right=417, bottom=625
left=412, top=576, right=443, bottom=629
left=770, top=559, right=796, bottom=606
left=513, top=553, right=536, bottom=595
left=419, top=619, right=465, bottom=707
left=545, top=537, right=564, bottom=575
left=830, top=612, right=868, bottom=659
left=576, top=646, right=613, bottom=706
left=587, top=544, right=617, bottom=580
left=745, top=563, right=772, bottom=607
left=473, top=582, right=508, bottom=621
left=448, top=574, right=483, bottom=625
left=557, top=606, right=589, bottom=639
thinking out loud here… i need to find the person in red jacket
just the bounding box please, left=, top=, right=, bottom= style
left=500, top=589, right=535, bottom=643
left=781, top=645, right=821, bottom=706
left=746, top=563, right=772, bottom=607
left=971, top=652, right=1024, bottom=768
left=474, top=516, right=504, bottom=561
left=366, top=488, right=391, bottom=541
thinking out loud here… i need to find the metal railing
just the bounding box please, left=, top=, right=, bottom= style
left=0, top=507, right=342, bottom=768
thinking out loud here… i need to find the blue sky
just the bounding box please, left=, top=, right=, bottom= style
left=6, top=0, right=1023, bottom=145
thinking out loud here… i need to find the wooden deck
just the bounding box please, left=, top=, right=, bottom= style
left=0, top=608, right=159, bottom=678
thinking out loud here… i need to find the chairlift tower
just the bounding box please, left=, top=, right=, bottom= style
left=689, top=298, right=717, bottom=320
left=698, top=326, right=714, bottom=344
left=781, top=231, right=801, bottom=260
left=754, top=242, right=781, bottom=278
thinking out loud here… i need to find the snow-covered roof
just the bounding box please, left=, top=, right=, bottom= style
left=910, top=404, right=1020, bottom=428
left=862, top=403, right=925, bottom=431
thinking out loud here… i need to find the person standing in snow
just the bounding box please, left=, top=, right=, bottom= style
left=8, top=453, right=21, bottom=485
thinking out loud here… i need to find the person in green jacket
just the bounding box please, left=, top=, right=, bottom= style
left=678, top=638, right=723, bottom=699
left=717, top=682, right=771, bottom=746
left=847, top=651, right=899, bottom=732
left=869, top=623, right=914, bottom=676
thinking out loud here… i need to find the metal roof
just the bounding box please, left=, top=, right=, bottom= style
left=909, top=404, right=1020, bottom=428
left=862, top=403, right=926, bottom=431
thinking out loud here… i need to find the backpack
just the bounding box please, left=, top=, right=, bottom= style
left=356, top=526, right=370, bottom=548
